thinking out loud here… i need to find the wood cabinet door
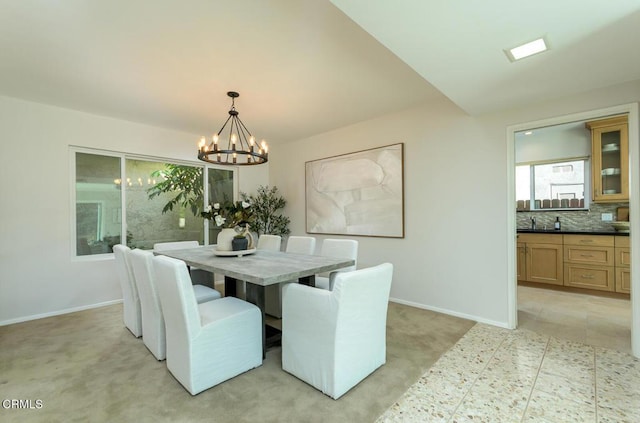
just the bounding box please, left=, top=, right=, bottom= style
left=526, top=243, right=563, bottom=285
left=517, top=242, right=526, bottom=281
left=615, top=247, right=631, bottom=267
left=589, top=116, right=629, bottom=202
left=616, top=268, right=631, bottom=294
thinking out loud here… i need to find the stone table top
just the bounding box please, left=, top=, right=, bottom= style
left=154, top=246, right=355, bottom=286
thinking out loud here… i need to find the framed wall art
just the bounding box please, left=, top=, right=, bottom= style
left=305, top=143, right=404, bottom=238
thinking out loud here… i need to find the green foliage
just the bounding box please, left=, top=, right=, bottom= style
left=146, top=165, right=204, bottom=216
left=200, top=199, right=254, bottom=229
left=247, top=185, right=291, bottom=236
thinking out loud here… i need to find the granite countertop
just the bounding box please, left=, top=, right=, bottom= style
left=517, top=229, right=629, bottom=236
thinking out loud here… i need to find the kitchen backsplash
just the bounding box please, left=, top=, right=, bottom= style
left=516, top=202, right=629, bottom=231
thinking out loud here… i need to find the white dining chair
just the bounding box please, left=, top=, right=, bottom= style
left=153, top=255, right=262, bottom=395
left=153, top=241, right=214, bottom=287
left=129, top=249, right=222, bottom=360
left=282, top=263, right=393, bottom=399
left=113, top=244, right=142, bottom=338
left=257, top=234, right=282, bottom=251
left=285, top=236, right=317, bottom=255
left=315, top=239, right=358, bottom=290
left=265, top=236, right=316, bottom=318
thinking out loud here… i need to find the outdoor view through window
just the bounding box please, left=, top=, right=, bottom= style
left=516, top=159, right=587, bottom=210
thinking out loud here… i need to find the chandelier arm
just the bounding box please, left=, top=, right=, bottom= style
left=236, top=117, right=253, bottom=140
left=235, top=118, right=251, bottom=149
left=217, top=114, right=233, bottom=138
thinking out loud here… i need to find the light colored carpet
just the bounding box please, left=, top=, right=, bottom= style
left=0, top=302, right=474, bottom=423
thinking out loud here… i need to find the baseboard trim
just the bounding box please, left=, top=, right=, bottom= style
left=389, top=297, right=510, bottom=329
left=0, top=299, right=123, bottom=326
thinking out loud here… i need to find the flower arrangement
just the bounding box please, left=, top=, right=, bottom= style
left=201, top=199, right=253, bottom=230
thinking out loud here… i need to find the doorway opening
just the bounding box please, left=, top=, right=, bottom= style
left=506, top=103, right=640, bottom=358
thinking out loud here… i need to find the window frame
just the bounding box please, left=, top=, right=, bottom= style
left=70, top=146, right=237, bottom=260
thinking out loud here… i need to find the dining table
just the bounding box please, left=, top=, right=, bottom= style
left=154, top=245, right=355, bottom=356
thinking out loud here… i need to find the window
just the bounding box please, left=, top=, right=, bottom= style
left=516, top=159, right=589, bottom=210
left=75, top=152, right=122, bottom=255
left=72, top=149, right=236, bottom=257
left=125, top=159, right=205, bottom=250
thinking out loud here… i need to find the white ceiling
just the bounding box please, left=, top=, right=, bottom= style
left=331, top=0, right=640, bottom=115
left=1, top=1, right=639, bottom=145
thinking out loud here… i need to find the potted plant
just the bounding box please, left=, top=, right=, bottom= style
left=246, top=186, right=291, bottom=237
left=201, top=200, right=254, bottom=251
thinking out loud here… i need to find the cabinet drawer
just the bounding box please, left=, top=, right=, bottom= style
left=564, top=264, right=614, bottom=291
left=518, top=233, right=562, bottom=244
left=563, top=234, right=614, bottom=247
left=563, top=246, right=614, bottom=266
left=615, top=247, right=631, bottom=267
left=616, top=268, right=631, bottom=294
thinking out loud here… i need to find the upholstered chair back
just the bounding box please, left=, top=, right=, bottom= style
left=113, top=244, right=142, bottom=337
left=153, top=241, right=199, bottom=251
left=129, top=249, right=166, bottom=360
left=257, top=234, right=282, bottom=251
left=153, top=255, right=201, bottom=349
left=285, top=236, right=316, bottom=255
left=282, top=262, right=393, bottom=399
left=320, top=239, right=358, bottom=272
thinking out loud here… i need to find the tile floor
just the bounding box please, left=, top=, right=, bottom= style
left=377, top=287, right=639, bottom=422
left=517, top=285, right=632, bottom=354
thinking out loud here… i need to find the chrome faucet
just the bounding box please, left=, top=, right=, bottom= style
left=531, top=217, right=536, bottom=230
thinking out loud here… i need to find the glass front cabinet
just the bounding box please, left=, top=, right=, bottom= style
left=586, top=115, right=629, bottom=203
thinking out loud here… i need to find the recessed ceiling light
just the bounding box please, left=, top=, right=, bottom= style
left=505, top=37, right=548, bottom=62
left=524, top=131, right=533, bottom=135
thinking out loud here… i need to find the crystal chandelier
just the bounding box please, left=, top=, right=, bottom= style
left=197, top=91, right=268, bottom=166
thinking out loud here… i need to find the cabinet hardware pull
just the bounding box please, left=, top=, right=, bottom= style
left=579, top=254, right=594, bottom=258
left=580, top=274, right=595, bottom=279
left=580, top=240, right=594, bottom=243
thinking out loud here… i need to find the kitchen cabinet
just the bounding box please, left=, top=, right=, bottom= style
left=615, top=236, right=631, bottom=294
left=563, top=235, right=615, bottom=292
left=517, top=241, right=526, bottom=281
left=517, top=232, right=630, bottom=295
left=517, top=233, right=563, bottom=286
left=587, top=116, right=629, bottom=202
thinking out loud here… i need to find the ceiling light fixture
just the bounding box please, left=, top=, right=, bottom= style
left=197, top=91, right=268, bottom=166
left=506, top=37, right=548, bottom=62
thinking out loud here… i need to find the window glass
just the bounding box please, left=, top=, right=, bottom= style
left=126, top=160, right=204, bottom=249
left=73, top=149, right=237, bottom=256
left=516, top=159, right=588, bottom=210
left=75, top=152, right=122, bottom=255
left=207, top=168, right=235, bottom=241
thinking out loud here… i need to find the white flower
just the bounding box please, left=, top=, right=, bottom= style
left=204, top=205, right=212, bottom=213
left=242, top=201, right=251, bottom=209
left=214, top=215, right=226, bottom=226
left=213, top=203, right=220, bottom=210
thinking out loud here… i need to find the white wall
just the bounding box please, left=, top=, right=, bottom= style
left=270, top=97, right=510, bottom=326
left=515, top=122, right=591, bottom=163
left=0, top=96, right=267, bottom=324
left=270, top=79, right=640, bottom=327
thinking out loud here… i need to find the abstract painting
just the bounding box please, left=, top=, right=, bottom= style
left=305, top=143, right=404, bottom=237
